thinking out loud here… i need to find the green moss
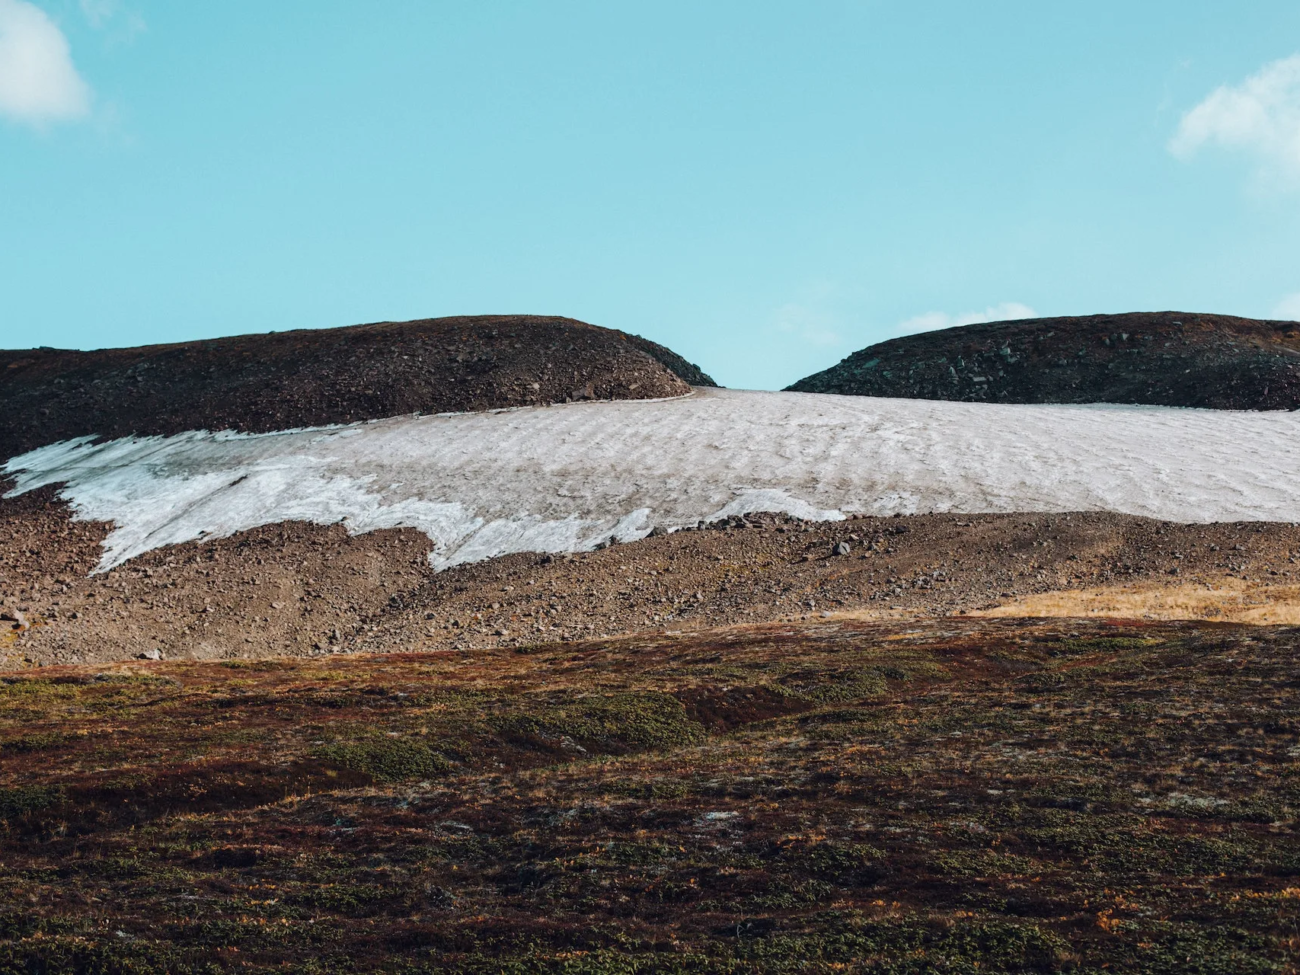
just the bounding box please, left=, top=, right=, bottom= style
left=930, top=848, right=1042, bottom=878
left=1118, top=921, right=1281, bottom=975
left=0, top=910, right=82, bottom=939
left=491, top=692, right=706, bottom=753
left=1048, top=636, right=1161, bottom=656
left=288, top=882, right=401, bottom=916
left=314, top=737, right=452, bottom=782
left=0, top=678, right=79, bottom=702
left=738, top=918, right=1069, bottom=971
left=87, top=673, right=178, bottom=686
left=0, top=937, right=226, bottom=975
left=219, top=659, right=294, bottom=671
left=0, top=730, right=72, bottom=753
left=776, top=668, right=887, bottom=704
left=0, top=784, right=63, bottom=821
left=795, top=842, right=886, bottom=885
left=600, top=842, right=679, bottom=867
left=1018, top=671, right=1069, bottom=690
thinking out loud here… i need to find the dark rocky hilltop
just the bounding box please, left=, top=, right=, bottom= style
left=787, top=311, right=1300, bottom=409
left=0, top=315, right=705, bottom=460
left=619, top=332, right=717, bottom=387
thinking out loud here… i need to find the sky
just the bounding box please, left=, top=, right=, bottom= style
left=3, top=2, right=1300, bottom=390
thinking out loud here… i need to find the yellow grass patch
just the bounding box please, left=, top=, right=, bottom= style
left=969, top=576, right=1300, bottom=624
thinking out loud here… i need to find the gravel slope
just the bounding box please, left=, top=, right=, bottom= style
left=5, top=482, right=1300, bottom=667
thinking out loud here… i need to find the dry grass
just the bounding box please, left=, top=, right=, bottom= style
left=970, top=574, right=1300, bottom=623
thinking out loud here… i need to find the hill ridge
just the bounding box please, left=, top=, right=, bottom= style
left=787, top=310, right=1300, bottom=409
left=0, top=314, right=700, bottom=460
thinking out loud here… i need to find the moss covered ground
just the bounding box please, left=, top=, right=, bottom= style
left=0, top=616, right=1297, bottom=972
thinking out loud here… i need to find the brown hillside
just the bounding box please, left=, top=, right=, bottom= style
left=0, top=315, right=694, bottom=461
left=7, top=477, right=1300, bottom=668
left=787, top=311, right=1300, bottom=409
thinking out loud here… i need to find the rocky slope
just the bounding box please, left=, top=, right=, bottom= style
left=619, top=331, right=718, bottom=386
left=788, top=311, right=1300, bottom=409
left=0, top=315, right=697, bottom=461
left=6, top=477, right=1300, bottom=667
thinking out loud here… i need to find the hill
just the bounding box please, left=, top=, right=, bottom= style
left=787, top=311, right=1300, bottom=409
left=0, top=315, right=699, bottom=461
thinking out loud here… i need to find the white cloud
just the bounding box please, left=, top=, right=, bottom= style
left=1274, top=293, right=1300, bottom=321
left=0, top=0, right=91, bottom=125
left=895, top=302, right=1037, bottom=336
left=1170, top=54, right=1300, bottom=180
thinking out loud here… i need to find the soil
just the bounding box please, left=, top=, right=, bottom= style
left=6, top=483, right=1300, bottom=668
left=0, top=315, right=695, bottom=462
left=787, top=310, right=1300, bottom=410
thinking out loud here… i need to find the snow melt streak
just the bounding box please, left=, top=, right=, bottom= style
left=5, top=388, right=1300, bottom=573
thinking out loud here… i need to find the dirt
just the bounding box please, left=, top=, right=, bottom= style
left=7, top=482, right=1300, bottom=667
left=0, top=315, right=696, bottom=461
left=787, top=310, right=1300, bottom=410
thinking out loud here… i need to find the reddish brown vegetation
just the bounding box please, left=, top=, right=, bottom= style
left=0, top=616, right=1297, bottom=971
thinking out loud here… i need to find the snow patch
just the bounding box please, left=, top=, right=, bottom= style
left=7, top=387, right=1300, bottom=574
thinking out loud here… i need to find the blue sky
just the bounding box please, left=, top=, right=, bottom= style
left=3, top=1, right=1300, bottom=389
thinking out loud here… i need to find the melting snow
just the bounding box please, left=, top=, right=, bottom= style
left=6, top=387, right=1300, bottom=573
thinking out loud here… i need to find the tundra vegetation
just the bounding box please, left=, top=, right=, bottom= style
left=0, top=616, right=1297, bottom=973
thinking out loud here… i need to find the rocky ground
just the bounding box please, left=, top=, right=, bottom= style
left=0, top=615, right=1296, bottom=972
left=0, top=315, right=700, bottom=461
left=6, top=482, right=1300, bottom=668
left=620, top=331, right=718, bottom=387
left=788, top=311, right=1300, bottom=410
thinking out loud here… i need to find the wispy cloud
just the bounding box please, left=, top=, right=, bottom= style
left=0, top=0, right=91, bottom=126
left=895, top=302, right=1036, bottom=336
left=1170, top=54, right=1300, bottom=183
left=1274, top=293, right=1300, bottom=321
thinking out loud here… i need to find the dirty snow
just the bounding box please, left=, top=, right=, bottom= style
left=6, top=387, right=1300, bottom=573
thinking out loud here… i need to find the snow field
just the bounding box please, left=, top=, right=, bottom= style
left=6, top=387, right=1300, bottom=574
